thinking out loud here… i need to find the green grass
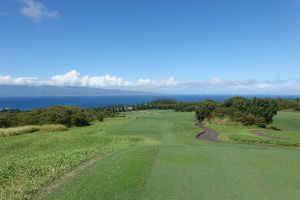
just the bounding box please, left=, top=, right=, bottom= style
left=43, top=110, right=300, bottom=200
left=44, top=146, right=158, bottom=200
left=0, top=121, right=156, bottom=199
left=272, top=111, right=300, bottom=131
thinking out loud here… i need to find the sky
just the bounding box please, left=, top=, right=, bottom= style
left=1, top=0, right=300, bottom=94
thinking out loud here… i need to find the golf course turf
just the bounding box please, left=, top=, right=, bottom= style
left=1, top=110, right=300, bottom=199
left=44, top=110, right=300, bottom=200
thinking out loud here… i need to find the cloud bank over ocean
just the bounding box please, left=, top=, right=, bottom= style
left=0, top=70, right=300, bottom=94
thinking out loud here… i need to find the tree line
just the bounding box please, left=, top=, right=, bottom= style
left=1, top=97, right=298, bottom=128
left=195, top=97, right=278, bottom=128
left=0, top=106, right=116, bottom=128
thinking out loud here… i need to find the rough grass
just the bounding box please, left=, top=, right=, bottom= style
left=228, top=134, right=300, bottom=147
left=0, top=122, right=157, bottom=200
left=0, top=125, right=68, bottom=137
left=206, top=111, right=300, bottom=147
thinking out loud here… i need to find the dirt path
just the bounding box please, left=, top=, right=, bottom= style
left=196, top=122, right=220, bottom=142
left=35, top=156, right=102, bottom=199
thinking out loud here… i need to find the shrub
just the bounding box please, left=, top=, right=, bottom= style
left=97, top=114, right=104, bottom=122
left=254, top=117, right=266, bottom=128
left=71, top=112, right=90, bottom=127
left=266, top=125, right=281, bottom=131
left=238, top=114, right=256, bottom=125
left=195, top=101, right=218, bottom=122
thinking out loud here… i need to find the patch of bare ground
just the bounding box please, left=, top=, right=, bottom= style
left=195, top=122, right=220, bottom=142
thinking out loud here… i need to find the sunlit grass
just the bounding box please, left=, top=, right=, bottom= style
left=0, top=124, right=68, bottom=137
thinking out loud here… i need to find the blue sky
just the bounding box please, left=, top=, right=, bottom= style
left=1, top=0, right=300, bottom=94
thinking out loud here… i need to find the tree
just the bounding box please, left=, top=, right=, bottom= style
left=250, top=98, right=278, bottom=123
left=71, top=112, right=90, bottom=127
left=223, top=97, right=250, bottom=112
left=195, top=101, right=218, bottom=122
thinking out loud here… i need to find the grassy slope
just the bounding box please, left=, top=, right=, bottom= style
left=0, top=121, right=155, bottom=199
left=272, top=111, right=300, bottom=131
left=45, top=110, right=300, bottom=200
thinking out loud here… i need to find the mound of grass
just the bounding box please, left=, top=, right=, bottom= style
left=228, top=134, right=300, bottom=147
left=272, top=111, right=300, bottom=131
left=0, top=124, right=68, bottom=137
left=39, top=124, right=68, bottom=132
left=0, top=126, right=40, bottom=137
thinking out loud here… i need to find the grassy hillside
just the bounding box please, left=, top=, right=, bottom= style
left=43, top=110, right=300, bottom=200
left=272, top=111, right=300, bottom=131
left=0, top=120, right=156, bottom=199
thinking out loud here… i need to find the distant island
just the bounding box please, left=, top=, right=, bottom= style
left=0, top=85, right=153, bottom=97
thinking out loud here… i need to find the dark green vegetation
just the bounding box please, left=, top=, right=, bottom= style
left=0, top=106, right=116, bottom=128
left=196, top=97, right=278, bottom=128
left=276, top=98, right=300, bottom=111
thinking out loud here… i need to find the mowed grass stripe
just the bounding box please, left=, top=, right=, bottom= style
left=44, top=146, right=159, bottom=200
left=142, top=145, right=300, bottom=200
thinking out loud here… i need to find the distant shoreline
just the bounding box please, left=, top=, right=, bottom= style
left=1, top=95, right=300, bottom=110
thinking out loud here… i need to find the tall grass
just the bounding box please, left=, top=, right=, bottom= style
left=0, top=124, right=68, bottom=137
left=228, top=134, right=300, bottom=147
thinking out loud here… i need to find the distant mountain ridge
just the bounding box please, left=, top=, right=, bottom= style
left=0, top=85, right=153, bottom=97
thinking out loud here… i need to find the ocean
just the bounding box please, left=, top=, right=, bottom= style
left=0, top=95, right=299, bottom=110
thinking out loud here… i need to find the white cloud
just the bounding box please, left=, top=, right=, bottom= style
left=180, top=78, right=300, bottom=94
left=0, top=70, right=178, bottom=89
left=19, top=0, right=59, bottom=23
left=137, top=77, right=177, bottom=87
left=1, top=70, right=300, bottom=94
left=49, top=70, right=132, bottom=87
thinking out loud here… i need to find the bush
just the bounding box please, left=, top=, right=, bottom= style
left=254, top=117, right=266, bottom=128
left=195, top=101, right=218, bottom=122
left=266, top=125, right=281, bottom=131
left=238, top=114, right=256, bottom=126
left=211, top=107, right=229, bottom=118
left=71, top=112, right=90, bottom=127
left=97, top=114, right=104, bottom=122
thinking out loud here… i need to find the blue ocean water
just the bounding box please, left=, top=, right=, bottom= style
left=0, top=95, right=299, bottom=110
